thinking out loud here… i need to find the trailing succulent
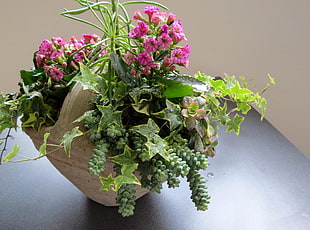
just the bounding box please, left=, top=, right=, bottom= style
left=0, top=0, right=274, bottom=217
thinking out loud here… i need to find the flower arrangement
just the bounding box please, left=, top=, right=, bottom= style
left=0, top=0, right=274, bottom=217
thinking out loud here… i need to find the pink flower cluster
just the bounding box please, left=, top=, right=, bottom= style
left=36, top=34, right=106, bottom=82
left=125, top=6, right=190, bottom=77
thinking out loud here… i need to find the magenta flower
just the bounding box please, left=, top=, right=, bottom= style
left=35, top=53, right=45, bottom=68
left=143, top=6, right=159, bottom=20
left=160, top=24, right=169, bottom=35
left=158, top=33, right=172, bottom=49
left=150, top=12, right=166, bottom=25
left=39, top=40, right=54, bottom=57
left=69, top=36, right=78, bottom=43
left=82, top=34, right=100, bottom=44
left=141, top=66, right=151, bottom=75
left=73, top=41, right=85, bottom=51
left=171, top=44, right=191, bottom=65
left=49, top=67, right=64, bottom=81
left=132, top=10, right=144, bottom=21
left=167, top=12, right=176, bottom=25
left=124, top=51, right=136, bottom=65
left=129, top=21, right=149, bottom=38
left=73, top=52, right=85, bottom=63
left=51, top=37, right=65, bottom=47
left=137, top=52, right=153, bottom=65
left=143, top=38, right=159, bottom=52
left=170, top=20, right=187, bottom=43
left=50, top=49, right=64, bottom=62
left=162, top=56, right=173, bottom=68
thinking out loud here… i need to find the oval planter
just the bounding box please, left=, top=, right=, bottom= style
left=24, top=83, right=149, bottom=206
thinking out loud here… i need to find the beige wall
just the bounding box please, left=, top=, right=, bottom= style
left=1, top=0, right=309, bottom=157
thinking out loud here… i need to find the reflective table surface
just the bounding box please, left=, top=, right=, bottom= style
left=1, top=108, right=310, bottom=230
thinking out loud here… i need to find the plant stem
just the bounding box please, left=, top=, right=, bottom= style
left=0, top=128, right=12, bottom=165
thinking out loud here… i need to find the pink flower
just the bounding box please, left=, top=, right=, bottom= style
left=73, top=41, right=85, bottom=51
left=69, top=36, right=78, bottom=43
left=124, top=51, right=136, bottom=65
left=143, top=6, right=159, bottom=20
left=73, top=52, right=85, bottom=63
left=39, top=40, right=54, bottom=57
left=160, top=24, right=169, bottom=35
left=51, top=37, right=65, bottom=47
left=170, top=20, right=187, bottom=43
left=129, top=21, right=149, bottom=38
left=132, top=10, right=143, bottom=21
left=82, top=34, right=100, bottom=44
left=137, top=52, right=153, bottom=65
left=49, top=67, right=64, bottom=81
left=171, top=44, right=191, bottom=65
left=150, top=12, right=166, bottom=25
left=158, top=33, right=172, bottom=49
left=35, top=53, right=45, bottom=67
left=43, top=65, right=51, bottom=72
left=162, top=56, right=173, bottom=68
left=100, top=47, right=108, bottom=57
left=130, top=69, right=138, bottom=77
left=141, top=66, right=151, bottom=75
left=50, top=49, right=64, bottom=62
left=167, top=12, right=176, bottom=25
left=143, top=38, right=159, bottom=52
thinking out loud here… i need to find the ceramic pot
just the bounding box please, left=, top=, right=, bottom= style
left=24, top=83, right=149, bottom=206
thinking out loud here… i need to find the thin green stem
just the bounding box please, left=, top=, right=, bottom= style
left=61, top=14, right=105, bottom=32
left=0, top=128, right=12, bottom=165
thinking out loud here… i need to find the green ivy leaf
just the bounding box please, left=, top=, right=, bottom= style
left=20, top=92, right=55, bottom=130
left=218, top=102, right=230, bottom=125
left=131, top=119, right=159, bottom=138
left=97, top=105, right=122, bottom=131
left=226, top=114, right=245, bottom=135
left=70, top=63, right=102, bottom=93
left=2, top=144, right=20, bottom=163
left=145, top=135, right=169, bottom=161
left=237, top=102, right=252, bottom=114
left=38, top=132, right=50, bottom=156
left=268, top=74, right=276, bottom=85
left=131, top=98, right=151, bottom=116
left=114, top=163, right=141, bottom=191
left=255, top=95, right=267, bottom=120
left=152, top=100, right=183, bottom=130
left=60, top=127, right=83, bottom=157
left=99, top=174, right=115, bottom=191
left=21, top=112, right=46, bottom=131
left=73, top=110, right=95, bottom=123
left=0, top=95, right=13, bottom=133
left=110, top=145, right=137, bottom=165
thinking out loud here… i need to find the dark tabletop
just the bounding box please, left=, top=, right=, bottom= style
left=1, top=108, right=310, bottom=230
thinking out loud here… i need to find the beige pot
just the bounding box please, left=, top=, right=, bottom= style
left=24, top=83, right=149, bottom=206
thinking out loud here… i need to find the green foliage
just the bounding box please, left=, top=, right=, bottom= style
left=60, top=127, right=83, bottom=157
left=38, top=133, right=51, bottom=156
left=0, top=0, right=274, bottom=218
left=70, top=63, right=103, bottom=93
left=2, top=145, right=20, bottom=163
left=110, top=53, right=137, bottom=87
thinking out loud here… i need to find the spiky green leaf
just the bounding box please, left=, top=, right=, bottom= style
left=152, top=100, right=183, bottom=130
left=39, top=132, right=50, bottom=156
left=110, top=145, right=137, bottom=165
left=99, top=174, right=115, bottom=191
left=60, top=127, right=83, bottom=157
left=2, top=144, right=20, bottom=163
left=226, top=114, right=245, bottom=135
left=114, top=163, right=141, bottom=191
